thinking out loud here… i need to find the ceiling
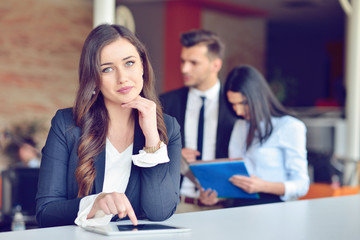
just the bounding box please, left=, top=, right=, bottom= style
left=119, top=0, right=346, bottom=25
left=227, top=0, right=346, bottom=24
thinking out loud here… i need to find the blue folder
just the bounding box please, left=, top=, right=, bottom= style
left=189, top=160, right=259, bottom=199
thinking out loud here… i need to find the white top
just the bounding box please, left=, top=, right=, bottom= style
left=74, top=139, right=169, bottom=227
left=181, top=81, right=220, bottom=197
left=102, top=139, right=133, bottom=193
left=229, top=115, right=310, bottom=201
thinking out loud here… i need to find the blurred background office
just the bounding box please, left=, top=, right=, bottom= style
left=0, top=0, right=359, bottom=231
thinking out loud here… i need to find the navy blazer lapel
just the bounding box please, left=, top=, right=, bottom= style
left=217, top=85, right=227, bottom=129
left=159, top=87, right=188, bottom=147
left=132, top=114, right=145, bottom=154
left=179, top=88, right=189, bottom=147
left=94, top=150, right=106, bottom=193
left=126, top=114, right=143, bottom=198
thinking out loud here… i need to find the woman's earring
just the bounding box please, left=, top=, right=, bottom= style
left=92, top=90, right=96, bottom=95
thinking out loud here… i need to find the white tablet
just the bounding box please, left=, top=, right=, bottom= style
left=83, top=223, right=191, bottom=236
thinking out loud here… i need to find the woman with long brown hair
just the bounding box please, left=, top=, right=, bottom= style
left=36, top=24, right=181, bottom=227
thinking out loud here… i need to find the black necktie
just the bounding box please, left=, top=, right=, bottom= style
left=197, top=96, right=206, bottom=160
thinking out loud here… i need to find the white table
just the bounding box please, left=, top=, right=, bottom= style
left=1, top=194, right=359, bottom=240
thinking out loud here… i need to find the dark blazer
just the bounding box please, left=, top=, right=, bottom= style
left=36, top=108, right=181, bottom=227
left=159, top=86, right=236, bottom=159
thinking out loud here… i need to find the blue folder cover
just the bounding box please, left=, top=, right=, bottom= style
left=189, top=160, right=259, bottom=199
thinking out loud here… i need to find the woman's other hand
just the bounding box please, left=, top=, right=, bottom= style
left=87, top=192, right=138, bottom=225
left=229, top=175, right=265, bottom=194
left=230, top=175, right=285, bottom=196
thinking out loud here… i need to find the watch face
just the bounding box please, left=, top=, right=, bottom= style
left=116, top=5, right=136, bottom=33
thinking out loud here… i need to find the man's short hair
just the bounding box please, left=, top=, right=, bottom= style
left=180, top=29, right=225, bottom=60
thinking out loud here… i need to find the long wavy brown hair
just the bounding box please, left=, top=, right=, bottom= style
left=74, top=24, right=168, bottom=197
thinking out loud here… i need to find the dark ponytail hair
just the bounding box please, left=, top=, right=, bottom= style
left=224, top=65, right=289, bottom=149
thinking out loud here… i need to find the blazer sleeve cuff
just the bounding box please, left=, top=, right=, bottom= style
left=132, top=142, right=170, bottom=168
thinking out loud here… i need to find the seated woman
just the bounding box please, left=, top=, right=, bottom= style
left=224, top=65, right=309, bottom=206
left=36, top=24, right=181, bottom=227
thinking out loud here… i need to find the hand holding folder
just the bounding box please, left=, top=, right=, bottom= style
left=188, top=159, right=259, bottom=199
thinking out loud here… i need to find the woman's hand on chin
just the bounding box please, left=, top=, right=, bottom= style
left=121, top=96, right=160, bottom=146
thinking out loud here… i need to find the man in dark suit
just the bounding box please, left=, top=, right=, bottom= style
left=160, top=29, right=236, bottom=211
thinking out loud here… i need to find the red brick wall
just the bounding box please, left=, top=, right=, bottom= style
left=0, top=0, right=92, bottom=168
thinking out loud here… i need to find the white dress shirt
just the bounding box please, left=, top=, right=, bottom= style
left=75, top=139, right=169, bottom=227
left=229, top=115, right=310, bottom=201
left=181, top=81, right=220, bottom=197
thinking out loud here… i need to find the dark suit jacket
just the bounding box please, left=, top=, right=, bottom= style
left=159, top=86, right=236, bottom=159
left=36, top=108, right=181, bottom=227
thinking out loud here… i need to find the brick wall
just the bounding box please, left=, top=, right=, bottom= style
left=0, top=0, right=92, bottom=169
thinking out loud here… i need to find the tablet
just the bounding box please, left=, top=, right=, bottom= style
left=83, top=223, right=191, bottom=236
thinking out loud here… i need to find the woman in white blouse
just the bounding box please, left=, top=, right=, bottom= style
left=36, top=24, right=181, bottom=227
left=224, top=65, right=309, bottom=206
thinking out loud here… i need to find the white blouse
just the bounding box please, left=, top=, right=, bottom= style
left=75, top=139, right=169, bottom=227
left=229, top=115, right=310, bottom=201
